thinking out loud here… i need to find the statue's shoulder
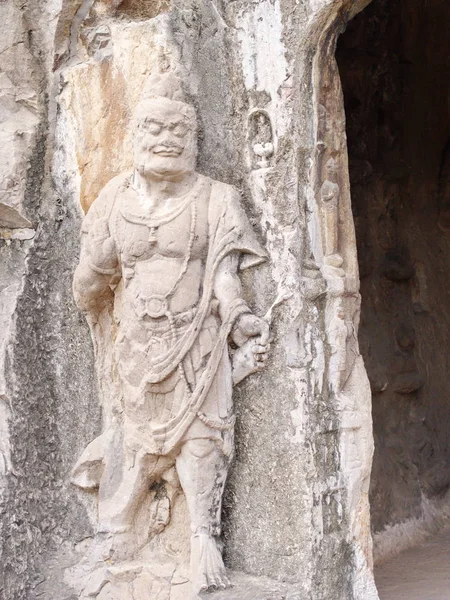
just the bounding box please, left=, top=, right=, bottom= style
left=205, top=175, right=239, bottom=199
left=201, top=175, right=241, bottom=223
left=82, top=172, right=131, bottom=233
left=86, top=172, right=131, bottom=219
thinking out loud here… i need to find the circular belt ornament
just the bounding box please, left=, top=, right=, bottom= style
left=145, top=295, right=169, bottom=319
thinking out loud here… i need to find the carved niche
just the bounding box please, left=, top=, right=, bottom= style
left=319, top=156, right=344, bottom=272
left=247, top=109, right=274, bottom=169
left=70, top=72, right=270, bottom=598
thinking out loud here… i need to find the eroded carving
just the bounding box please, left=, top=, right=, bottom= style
left=248, top=110, right=274, bottom=169
left=320, top=157, right=344, bottom=272
left=71, top=72, right=270, bottom=598
left=327, top=305, right=350, bottom=396
left=316, top=104, right=327, bottom=153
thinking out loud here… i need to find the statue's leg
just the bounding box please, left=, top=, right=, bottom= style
left=176, top=436, right=232, bottom=593
left=98, top=445, right=162, bottom=535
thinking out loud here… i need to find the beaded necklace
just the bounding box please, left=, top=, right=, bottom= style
left=123, top=174, right=202, bottom=244
left=134, top=198, right=198, bottom=321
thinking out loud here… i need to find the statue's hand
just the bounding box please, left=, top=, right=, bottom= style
left=231, top=313, right=270, bottom=347
left=87, top=217, right=118, bottom=272
left=232, top=339, right=270, bottom=384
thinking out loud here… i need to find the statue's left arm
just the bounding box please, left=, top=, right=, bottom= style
left=214, top=253, right=270, bottom=384
left=209, top=182, right=270, bottom=378
left=214, top=253, right=269, bottom=352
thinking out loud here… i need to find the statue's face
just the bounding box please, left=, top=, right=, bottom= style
left=133, top=99, right=197, bottom=180
left=326, top=159, right=338, bottom=179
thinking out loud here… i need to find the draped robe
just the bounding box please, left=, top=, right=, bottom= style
left=72, top=172, right=266, bottom=487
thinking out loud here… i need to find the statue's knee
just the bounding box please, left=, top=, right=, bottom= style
left=183, top=438, right=217, bottom=459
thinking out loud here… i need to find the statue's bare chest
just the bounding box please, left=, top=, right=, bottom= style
left=115, top=194, right=209, bottom=265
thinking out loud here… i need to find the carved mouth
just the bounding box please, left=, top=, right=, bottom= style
left=153, top=147, right=182, bottom=157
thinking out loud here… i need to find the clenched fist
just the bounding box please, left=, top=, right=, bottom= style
left=231, top=313, right=270, bottom=347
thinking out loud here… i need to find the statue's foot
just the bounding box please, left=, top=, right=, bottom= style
left=190, top=532, right=231, bottom=593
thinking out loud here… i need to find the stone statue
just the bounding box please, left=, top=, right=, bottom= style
left=320, top=157, right=343, bottom=269
left=71, top=72, right=270, bottom=597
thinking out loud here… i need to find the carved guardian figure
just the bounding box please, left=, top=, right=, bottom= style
left=71, top=72, right=270, bottom=595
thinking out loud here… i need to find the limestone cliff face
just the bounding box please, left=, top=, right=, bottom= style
left=0, top=1, right=377, bottom=599
left=0, top=3, right=101, bottom=599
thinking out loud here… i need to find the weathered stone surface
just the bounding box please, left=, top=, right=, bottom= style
left=1, top=1, right=380, bottom=599
left=392, top=373, right=425, bottom=396
left=198, top=571, right=302, bottom=600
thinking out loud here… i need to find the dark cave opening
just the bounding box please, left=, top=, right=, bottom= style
left=336, top=0, right=450, bottom=558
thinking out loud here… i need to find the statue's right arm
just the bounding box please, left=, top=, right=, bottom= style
left=73, top=212, right=120, bottom=313
left=73, top=259, right=114, bottom=313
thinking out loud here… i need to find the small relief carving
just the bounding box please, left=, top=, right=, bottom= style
left=326, top=300, right=359, bottom=399
left=327, top=306, right=348, bottom=395
left=320, top=157, right=344, bottom=273
left=248, top=109, right=274, bottom=169
left=316, top=104, right=327, bottom=153
left=301, top=258, right=325, bottom=301
left=71, top=72, right=270, bottom=598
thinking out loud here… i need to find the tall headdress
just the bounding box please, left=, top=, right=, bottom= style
left=134, top=71, right=196, bottom=129
left=140, top=71, right=186, bottom=103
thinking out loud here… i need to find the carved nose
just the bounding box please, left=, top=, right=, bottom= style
left=160, top=129, right=180, bottom=145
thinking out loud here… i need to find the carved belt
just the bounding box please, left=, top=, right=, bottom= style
left=135, top=307, right=199, bottom=334
left=134, top=293, right=199, bottom=323
left=141, top=294, right=169, bottom=319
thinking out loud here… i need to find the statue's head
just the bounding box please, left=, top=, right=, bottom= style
left=325, top=157, right=338, bottom=179
left=133, top=73, right=197, bottom=180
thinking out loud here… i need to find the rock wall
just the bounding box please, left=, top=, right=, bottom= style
left=1, top=1, right=378, bottom=598
left=337, top=0, right=450, bottom=562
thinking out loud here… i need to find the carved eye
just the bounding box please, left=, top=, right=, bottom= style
left=146, top=122, right=162, bottom=135
left=171, top=122, right=189, bottom=137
